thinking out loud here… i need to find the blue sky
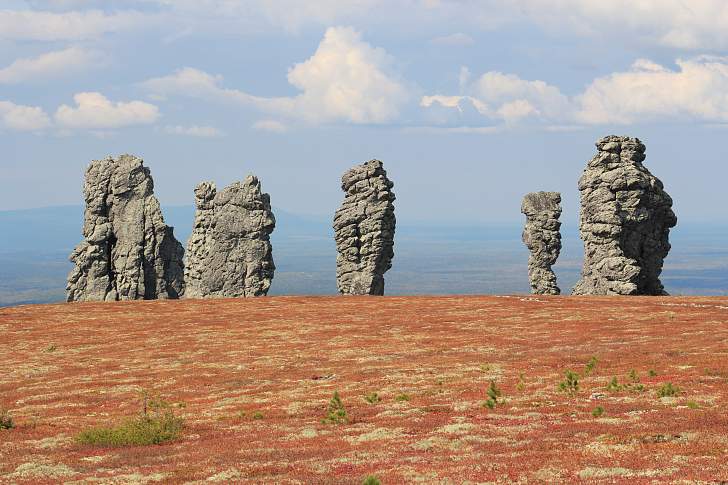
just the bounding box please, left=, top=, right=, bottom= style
left=2, top=1, right=728, bottom=224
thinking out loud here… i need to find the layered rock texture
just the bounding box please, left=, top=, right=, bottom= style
left=333, top=160, right=396, bottom=295
left=184, top=175, right=276, bottom=298
left=521, top=191, right=562, bottom=295
left=573, top=136, right=677, bottom=295
left=66, top=155, right=185, bottom=302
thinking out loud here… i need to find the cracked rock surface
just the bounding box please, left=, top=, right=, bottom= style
left=573, top=136, right=677, bottom=295
left=333, top=159, right=396, bottom=295
left=184, top=175, right=275, bottom=298
left=66, top=154, right=185, bottom=302
left=521, top=191, right=562, bottom=295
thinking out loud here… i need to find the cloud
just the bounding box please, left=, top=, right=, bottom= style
left=55, top=92, right=160, bottom=129
left=0, top=101, right=51, bottom=131
left=145, top=0, right=384, bottom=32
left=6, top=1, right=728, bottom=51
left=0, top=47, right=101, bottom=84
left=422, top=71, right=570, bottom=124
left=430, top=32, right=474, bottom=46
left=422, top=56, right=728, bottom=127
left=0, top=9, right=148, bottom=41
left=139, top=0, right=509, bottom=34
left=252, top=120, right=288, bottom=133
left=143, top=26, right=408, bottom=124
left=516, top=0, right=728, bottom=50
left=163, top=124, right=224, bottom=137
left=576, top=56, right=728, bottom=124
left=285, top=26, right=408, bottom=123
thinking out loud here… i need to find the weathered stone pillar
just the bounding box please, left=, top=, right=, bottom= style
left=333, top=160, right=396, bottom=295
left=572, top=136, right=677, bottom=295
left=66, top=155, right=185, bottom=301
left=521, top=191, right=562, bottom=295
left=184, top=175, right=275, bottom=298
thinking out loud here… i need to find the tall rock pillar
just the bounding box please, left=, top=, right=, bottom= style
left=521, top=191, right=562, bottom=295
left=333, top=160, right=396, bottom=295
left=184, top=175, right=276, bottom=298
left=573, top=136, right=677, bottom=295
left=66, top=155, right=185, bottom=302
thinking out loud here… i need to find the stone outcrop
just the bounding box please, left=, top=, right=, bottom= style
left=521, top=191, right=562, bottom=295
left=573, top=136, right=677, bottom=295
left=184, top=175, right=275, bottom=298
left=66, top=155, right=185, bottom=302
left=333, top=159, right=396, bottom=295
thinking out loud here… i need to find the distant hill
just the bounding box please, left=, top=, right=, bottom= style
left=1, top=205, right=727, bottom=306
left=0, top=204, right=332, bottom=253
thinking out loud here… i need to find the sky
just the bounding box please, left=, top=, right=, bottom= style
left=2, top=0, right=728, bottom=225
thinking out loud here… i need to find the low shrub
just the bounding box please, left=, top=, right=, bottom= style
left=657, top=382, right=679, bottom=398
left=591, top=406, right=605, bottom=418
left=363, top=475, right=381, bottom=485
left=516, top=372, right=526, bottom=392
left=559, top=370, right=579, bottom=395
left=0, top=409, right=14, bottom=430
left=584, top=356, right=598, bottom=376
left=364, top=392, right=381, bottom=404
left=483, top=380, right=501, bottom=409
left=77, top=392, right=183, bottom=447
left=606, top=376, right=622, bottom=392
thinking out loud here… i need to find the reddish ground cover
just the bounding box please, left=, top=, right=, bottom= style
left=1, top=295, right=728, bottom=484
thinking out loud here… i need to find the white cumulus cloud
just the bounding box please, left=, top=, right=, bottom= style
left=286, top=26, right=408, bottom=123
left=0, top=101, right=51, bottom=131
left=142, top=26, right=408, bottom=124
left=516, top=0, right=728, bottom=50
left=423, top=55, right=728, bottom=127
left=576, top=56, right=728, bottom=124
left=0, top=47, right=101, bottom=84
left=422, top=71, right=570, bottom=124
left=55, top=92, right=160, bottom=129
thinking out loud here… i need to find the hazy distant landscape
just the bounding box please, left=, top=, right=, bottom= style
left=2, top=206, right=727, bottom=306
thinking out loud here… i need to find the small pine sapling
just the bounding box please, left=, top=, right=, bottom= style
left=559, top=370, right=579, bottom=395
left=322, top=391, right=348, bottom=424
left=483, top=380, right=501, bottom=409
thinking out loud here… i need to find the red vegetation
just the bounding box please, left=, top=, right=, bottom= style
left=2, top=296, right=728, bottom=483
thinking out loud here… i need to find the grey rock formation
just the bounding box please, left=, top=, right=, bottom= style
left=333, top=159, right=396, bottom=295
left=66, top=155, right=185, bottom=302
left=573, top=136, right=677, bottom=295
left=184, top=175, right=275, bottom=298
left=521, top=191, right=562, bottom=295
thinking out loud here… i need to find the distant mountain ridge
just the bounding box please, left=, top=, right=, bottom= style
left=0, top=205, right=335, bottom=254
left=1, top=205, right=727, bottom=306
